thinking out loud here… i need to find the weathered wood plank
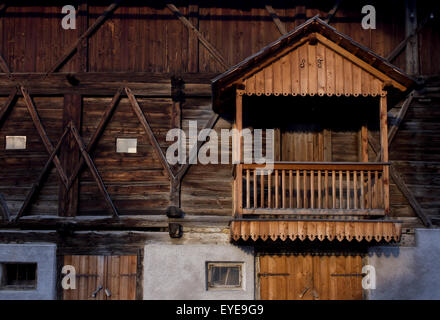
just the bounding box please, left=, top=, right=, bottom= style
left=47, top=1, right=122, bottom=74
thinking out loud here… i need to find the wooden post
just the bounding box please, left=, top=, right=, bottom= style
left=380, top=94, right=390, bottom=214
left=59, top=94, right=82, bottom=217
left=188, top=4, right=199, bottom=72
left=361, top=125, right=368, bottom=162
left=405, top=0, right=419, bottom=75
left=235, top=89, right=244, bottom=215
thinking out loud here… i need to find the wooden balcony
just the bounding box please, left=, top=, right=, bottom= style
left=234, top=162, right=390, bottom=216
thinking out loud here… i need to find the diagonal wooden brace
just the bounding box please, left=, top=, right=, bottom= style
left=125, top=87, right=175, bottom=180
left=69, top=122, right=119, bottom=219
left=20, top=86, right=69, bottom=188
left=0, top=87, right=17, bottom=125
left=14, top=125, right=71, bottom=221
left=66, top=88, right=123, bottom=190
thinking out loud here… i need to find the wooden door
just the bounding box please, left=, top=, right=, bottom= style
left=259, top=254, right=363, bottom=300
left=63, top=255, right=137, bottom=300
left=278, top=125, right=328, bottom=161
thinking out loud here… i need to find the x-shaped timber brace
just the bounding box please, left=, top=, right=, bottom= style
left=0, top=87, right=119, bottom=221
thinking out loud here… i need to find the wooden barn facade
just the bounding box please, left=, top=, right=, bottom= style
left=0, top=0, right=439, bottom=300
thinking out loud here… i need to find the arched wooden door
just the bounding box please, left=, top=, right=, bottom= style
left=258, top=254, right=363, bottom=300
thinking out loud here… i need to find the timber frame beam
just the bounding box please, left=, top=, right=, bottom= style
left=325, top=0, right=342, bottom=24
left=265, top=5, right=287, bottom=35
left=165, top=3, right=229, bottom=70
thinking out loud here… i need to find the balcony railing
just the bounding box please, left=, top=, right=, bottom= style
left=234, top=162, right=390, bottom=216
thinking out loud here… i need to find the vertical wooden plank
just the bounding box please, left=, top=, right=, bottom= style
left=308, top=43, right=317, bottom=95
left=78, top=256, right=88, bottom=300
left=361, top=69, right=370, bottom=96
left=325, top=47, right=335, bottom=95
left=380, top=95, right=390, bottom=214
left=264, top=64, right=273, bottom=95
left=361, top=125, right=368, bottom=162
left=273, top=60, right=282, bottom=95
left=343, top=58, right=353, bottom=95
left=317, top=170, right=322, bottom=208
left=286, top=255, right=295, bottom=300
left=87, top=256, right=98, bottom=300
left=256, top=70, right=264, bottom=95
left=119, top=256, right=129, bottom=300
left=354, top=171, right=358, bottom=209
left=275, top=169, right=279, bottom=208
left=319, top=256, right=330, bottom=300
left=303, top=170, right=307, bottom=208
left=368, top=170, right=372, bottom=209
left=374, top=170, right=379, bottom=209
left=281, top=54, right=291, bottom=95
left=329, top=255, right=337, bottom=300
left=296, top=169, right=300, bottom=208
left=260, top=172, right=265, bottom=208
left=253, top=170, right=257, bottom=208
left=108, top=256, right=120, bottom=300
left=128, top=255, right=137, bottom=300
left=291, top=48, right=299, bottom=95
left=346, top=171, right=350, bottom=209
left=361, top=171, right=365, bottom=209
left=289, top=170, right=293, bottom=208
left=325, top=170, right=329, bottom=209
left=98, top=255, right=105, bottom=300
left=317, top=43, right=326, bottom=96
left=353, top=255, right=363, bottom=300
left=353, top=65, right=362, bottom=96
left=332, top=170, right=336, bottom=209
left=323, top=129, right=332, bottom=161
left=268, top=171, right=272, bottom=208
left=246, top=169, right=250, bottom=208
left=236, top=90, right=243, bottom=214
left=282, top=170, right=286, bottom=208
left=299, top=44, right=308, bottom=95
left=339, top=170, right=343, bottom=209
left=310, top=170, right=315, bottom=208
left=335, top=52, right=344, bottom=95
left=259, top=256, right=269, bottom=300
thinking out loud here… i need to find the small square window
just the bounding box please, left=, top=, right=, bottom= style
left=116, top=138, right=137, bottom=153
left=5, top=136, right=26, bottom=150
left=0, top=263, right=37, bottom=289
left=207, top=262, right=243, bottom=290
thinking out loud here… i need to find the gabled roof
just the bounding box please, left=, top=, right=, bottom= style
left=212, top=16, right=415, bottom=113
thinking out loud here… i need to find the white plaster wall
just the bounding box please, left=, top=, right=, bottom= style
left=0, top=243, right=57, bottom=300
left=367, top=229, right=440, bottom=299
left=143, top=243, right=254, bottom=300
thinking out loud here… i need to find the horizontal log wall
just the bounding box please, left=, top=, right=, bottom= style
left=0, top=96, right=63, bottom=216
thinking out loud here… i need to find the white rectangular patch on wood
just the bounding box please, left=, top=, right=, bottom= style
left=5, top=136, right=26, bottom=150
left=116, top=138, right=137, bottom=153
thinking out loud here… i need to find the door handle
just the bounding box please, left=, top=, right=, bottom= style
left=91, top=285, right=103, bottom=298
left=105, top=288, right=112, bottom=297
